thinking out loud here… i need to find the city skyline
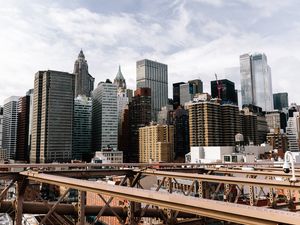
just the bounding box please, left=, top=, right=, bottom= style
left=1, top=1, right=300, bottom=104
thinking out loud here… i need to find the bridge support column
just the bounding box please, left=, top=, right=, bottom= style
left=77, top=190, right=86, bottom=225
left=15, top=177, right=28, bottom=225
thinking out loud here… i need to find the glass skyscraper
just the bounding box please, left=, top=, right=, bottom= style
left=136, top=59, right=168, bottom=121
left=240, top=53, right=273, bottom=111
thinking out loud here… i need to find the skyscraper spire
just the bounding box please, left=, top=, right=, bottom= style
left=73, top=50, right=95, bottom=97
left=113, top=65, right=126, bottom=90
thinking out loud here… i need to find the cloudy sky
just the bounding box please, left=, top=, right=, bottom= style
left=1, top=0, right=300, bottom=104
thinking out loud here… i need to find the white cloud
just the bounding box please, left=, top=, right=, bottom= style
left=0, top=0, right=300, bottom=106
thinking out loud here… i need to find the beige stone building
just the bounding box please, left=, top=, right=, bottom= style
left=139, top=124, right=174, bottom=163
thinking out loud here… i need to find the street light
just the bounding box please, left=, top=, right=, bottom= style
left=283, top=151, right=297, bottom=182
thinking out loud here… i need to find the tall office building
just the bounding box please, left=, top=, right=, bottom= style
left=0, top=106, right=3, bottom=148
left=126, top=88, right=151, bottom=162
left=173, top=82, right=185, bottom=108
left=211, top=79, right=238, bottom=105
left=113, top=66, right=130, bottom=150
left=92, top=80, right=118, bottom=151
left=180, top=83, right=195, bottom=106
left=30, top=70, right=75, bottom=163
left=73, top=96, right=92, bottom=161
left=173, top=106, right=189, bottom=161
left=136, top=59, right=168, bottom=121
left=240, top=53, right=273, bottom=111
left=73, top=50, right=95, bottom=97
left=273, top=93, right=289, bottom=110
left=16, top=89, right=33, bottom=162
left=139, top=124, right=174, bottom=163
left=2, top=96, right=19, bottom=159
left=189, top=79, right=203, bottom=94
left=188, top=94, right=221, bottom=147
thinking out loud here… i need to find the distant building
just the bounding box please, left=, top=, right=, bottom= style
left=173, top=106, right=189, bottom=161
left=92, top=80, right=118, bottom=151
left=136, top=59, right=168, bottom=121
left=73, top=96, right=92, bottom=161
left=16, top=89, right=33, bottom=162
left=179, top=83, right=195, bottom=106
left=267, top=128, right=288, bottom=152
left=126, top=88, right=151, bottom=162
left=73, top=50, right=95, bottom=97
left=211, top=79, right=238, bottom=105
left=157, top=105, right=174, bottom=125
left=265, top=110, right=287, bottom=132
left=241, top=105, right=268, bottom=145
left=188, top=79, right=203, bottom=94
left=139, top=124, right=174, bottom=163
left=173, top=82, right=185, bottom=108
left=2, top=96, right=19, bottom=159
left=273, top=93, right=289, bottom=110
left=240, top=53, right=273, bottom=111
left=30, top=70, right=75, bottom=163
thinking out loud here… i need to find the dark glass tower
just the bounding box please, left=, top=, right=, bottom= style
left=273, top=92, right=288, bottom=110
left=211, top=79, right=238, bottom=105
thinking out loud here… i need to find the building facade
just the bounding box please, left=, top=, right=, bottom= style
left=73, top=96, right=92, bottom=161
left=126, top=88, right=151, bottom=162
left=2, top=96, right=19, bottom=159
left=173, top=106, right=189, bottom=161
left=173, top=82, right=185, bottom=108
left=136, top=59, right=168, bottom=121
left=240, top=53, right=273, bottom=111
left=30, top=70, right=75, bottom=163
left=139, top=124, right=174, bottom=163
left=188, top=94, right=221, bottom=147
left=73, top=50, right=95, bottom=97
left=92, top=80, right=118, bottom=151
left=221, top=104, right=241, bottom=146
left=267, top=128, right=288, bottom=152
left=16, top=90, right=33, bottom=162
left=273, top=92, right=289, bottom=110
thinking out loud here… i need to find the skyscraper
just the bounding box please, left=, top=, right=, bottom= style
left=16, top=90, right=33, bottom=162
left=30, top=70, right=75, bottom=163
left=92, top=80, right=118, bottom=151
left=173, top=106, right=189, bottom=161
left=2, top=96, right=19, bottom=159
left=211, top=79, right=238, bottom=105
left=173, top=82, right=185, bottom=108
left=126, top=88, right=151, bottom=162
left=240, top=53, right=273, bottom=111
left=73, top=50, right=95, bottom=97
left=273, top=93, right=289, bottom=110
left=136, top=59, right=168, bottom=121
left=113, top=66, right=130, bottom=150
left=73, top=96, right=92, bottom=161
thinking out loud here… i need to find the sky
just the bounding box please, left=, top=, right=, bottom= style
left=1, top=0, right=300, bottom=105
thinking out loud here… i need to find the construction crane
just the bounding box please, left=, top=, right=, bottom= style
left=215, top=73, right=223, bottom=99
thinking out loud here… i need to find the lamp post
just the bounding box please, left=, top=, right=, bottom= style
left=283, top=151, right=297, bottom=182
